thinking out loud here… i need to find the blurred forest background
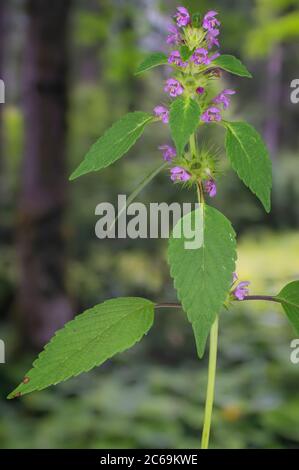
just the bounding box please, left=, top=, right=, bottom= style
left=0, top=0, right=299, bottom=449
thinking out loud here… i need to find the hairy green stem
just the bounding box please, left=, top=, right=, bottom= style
left=189, top=133, right=205, bottom=204
left=189, top=133, right=197, bottom=158
left=155, top=303, right=182, bottom=309
left=201, top=316, right=219, bottom=449
left=155, top=296, right=280, bottom=309
left=155, top=295, right=280, bottom=448
left=192, top=139, right=217, bottom=450
left=243, top=295, right=280, bottom=303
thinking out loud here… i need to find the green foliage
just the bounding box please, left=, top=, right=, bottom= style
left=169, top=97, right=201, bottom=156
left=3, top=106, right=24, bottom=172
left=104, top=17, right=139, bottom=85
left=180, top=45, right=194, bottom=62
left=69, top=112, right=153, bottom=180
left=276, top=281, right=299, bottom=334
left=69, top=84, right=110, bottom=163
left=168, top=206, right=237, bottom=358
left=75, top=11, right=110, bottom=45
left=247, top=12, right=299, bottom=57
left=2, top=232, right=299, bottom=449
left=212, top=55, right=252, bottom=78
left=8, top=298, right=155, bottom=398
left=246, top=0, right=299, bottom=57
left=255, top=0, right=299, bottom=12
left=135, top=52, right=168, bottom=75
left=224, top=121, right=272, bottom=213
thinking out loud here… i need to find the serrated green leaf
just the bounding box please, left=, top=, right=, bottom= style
left=213, top=54, right=252, bottom=78
left=169, top=97, right=201, bottom=156
left=224, top=121, right=272, bottom=213
left=135, top=52, right=168, bottom=75
left=276, top=281, right=299, bottom=334
left=168, top=206, right=237, bottom=358
left=8, top=298, right=154, bottom=398
left=70, top=112, right=153, bottom=180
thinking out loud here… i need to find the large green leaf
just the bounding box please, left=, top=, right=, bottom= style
left=224, top=121, right=272, bottom=213
left=169, top=97, right=201, bottom=156
left=8, top=298, right=154, bottom=398
left=70, top=112, right=153, bottom=180
left=135, top=52, right=168, bottom=75
left=168, top=205, right=237, bottom=358
left=212, top=54, right=252, bottom=78
left=276, top=281, right=299, bottom=334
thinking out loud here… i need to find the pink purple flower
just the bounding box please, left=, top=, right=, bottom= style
left=201, top=106, right=222, bottom=123
left=159, top=145, right=176, bottom=162
left=203, top=11, right=220, bottom=32
left=204, top=179, right=217, bottom=198
left=170, top=166, right=191, bottom=182
left=164, top=78, right=184, bottom=97
left=233, top=281, right=250, bottom=301
left=168, top=50, right=188, bottom=68
left=213, top=89, right=236, bottom=110
left=154, top=105, right=169, bottom=124
left=206, top=29, right=220, bottom=49
left=191, top=48, right=210, bottom=65
left=209, top=52, right=220, bottom=62
left=232, top=272, right=238, bottom=283
left=196, top=86, right=205, bottom=95
left=175, top=6, right=191, bottom=27
left=166, top=25, right=181, bottom=45
left=191, top=48, right=220, bottom=66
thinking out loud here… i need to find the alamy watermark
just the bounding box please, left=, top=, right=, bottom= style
left=290, top=79, right=299, bottom=104
left=1, top=82, right=7, bottom=363
left=290, top=339, right=299, bottom=364
left=95, top=195, right=204, bottom=249
left=0, top=79, right=5, bottom=104
left=0, top=339, right=5, bottom=364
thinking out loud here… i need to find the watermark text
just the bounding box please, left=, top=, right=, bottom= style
left=95, top=195, right=204, bottom=249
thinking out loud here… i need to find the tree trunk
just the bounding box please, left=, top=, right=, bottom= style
left=18, top=0, right=73, bottom=348
left=263, top=44, right=283, bottom=160
left=0, top=1, right=6, bottom=202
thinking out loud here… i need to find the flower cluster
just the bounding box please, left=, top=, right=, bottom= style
left=154, top=7, right=236, bottom=192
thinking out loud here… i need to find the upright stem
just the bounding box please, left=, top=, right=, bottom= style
left=190, top=133, right=204, bottom=205
left=189, top=133, right=197, bottom=158
left=155, top=295, right=280, bottom=309
left=201, top=316, right=219, bottom=449
left=156, top=297, right=280, bottom=448
left=190, top=131, right=216, bottom=449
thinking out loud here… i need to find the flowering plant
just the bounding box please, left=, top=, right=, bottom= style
left=8, top=7, right=299, bottom=450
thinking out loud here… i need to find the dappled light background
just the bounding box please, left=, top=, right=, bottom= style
left=1, top=0, right=299, bottom=449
